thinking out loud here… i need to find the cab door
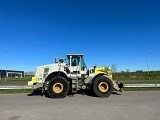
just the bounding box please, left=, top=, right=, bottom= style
left=69, top=56, right=81, bottom=77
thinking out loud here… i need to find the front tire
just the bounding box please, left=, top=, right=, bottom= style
left=47, top=76, right=69, bottom=98
left=93, top=76, right=113, bottom=98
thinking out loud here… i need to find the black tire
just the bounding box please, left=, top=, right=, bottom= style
left=47, top=76, right=69, bottom=98
left=93, top=76, right=113, bottom=98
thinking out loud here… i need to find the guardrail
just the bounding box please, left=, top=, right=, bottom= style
left=0, top=86, right=33, bottom=90
left=0, top=84, right=160, bottom=90
left=124, top=84, right=160, bottom=88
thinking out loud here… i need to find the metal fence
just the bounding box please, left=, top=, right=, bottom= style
left=124, top=84, right=160, bottom=88
left=0, top=86, right=33, bottom=90
left=0, top=84, right=160, bottom=90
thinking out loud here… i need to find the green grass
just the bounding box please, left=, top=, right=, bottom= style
left=124, top=87, right=160, bottom=91
left=0, top=89, right=34, bottom=94
left=117, top=80, right=160, bottom=84
left=113, top=71, right=160, bottom=81
left=115, top=76, right=160, bottom=84
left=1, top=76, right=160, bottom=84
left=0, top=77, right=31, bottom=82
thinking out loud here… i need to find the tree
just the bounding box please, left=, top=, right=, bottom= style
left=25, top=71, right=35, bottom=77
left=111, top=64, right=117, bottom=73
left=126, top=69, right=130, bottom=77
left=111, top=64, right=117, bottom=80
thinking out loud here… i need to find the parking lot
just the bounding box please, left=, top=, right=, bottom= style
left=0, top=91, right=160, bottom=120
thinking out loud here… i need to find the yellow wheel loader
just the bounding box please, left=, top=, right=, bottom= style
left=28, top=54, right=123, bottom=98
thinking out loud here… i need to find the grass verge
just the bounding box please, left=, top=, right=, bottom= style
left=0, top=89, right=34, bottom=94
left=0, top=77, right=31, bottom=82
left=124, top=87, right=160, bottom=91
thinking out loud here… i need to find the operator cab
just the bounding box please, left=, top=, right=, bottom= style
left=66, top=54, right=87, bottom=75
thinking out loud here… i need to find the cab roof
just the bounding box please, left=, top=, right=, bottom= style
left=66, top=54, right=84, bottom=57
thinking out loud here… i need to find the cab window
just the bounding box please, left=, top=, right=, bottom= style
left=71, top=57, right=79, bottom=66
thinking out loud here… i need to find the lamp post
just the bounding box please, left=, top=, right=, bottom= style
left=147, top=53, right=151, bottom=80
left=5, top=51, right=8, bottom=82
left=0, top=69, right=1, bottom=80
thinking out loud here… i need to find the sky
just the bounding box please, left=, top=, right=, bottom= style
left=0, top=0, right=160, bottom=72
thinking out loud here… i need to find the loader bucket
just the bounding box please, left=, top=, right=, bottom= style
left=112, top=79, right=124, bottom=92
left=118, top=82, right=124, bottom=92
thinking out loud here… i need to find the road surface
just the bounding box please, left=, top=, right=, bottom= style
left=0, top=91, right=160, bottom=120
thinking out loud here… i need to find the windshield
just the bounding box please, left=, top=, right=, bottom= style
left=81, top=57, right=87, bottom=70
left=67, top=56, right=80, bottom=66
left=66, top=56, right=70, bottom=65
left=71, top=57, right=79, bottom=66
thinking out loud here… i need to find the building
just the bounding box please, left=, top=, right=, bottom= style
left=0, top=69, right=24, bottom=78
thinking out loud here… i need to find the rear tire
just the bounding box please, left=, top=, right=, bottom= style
left=47, top=76, right=69, bottom=98
left=93, top=76, right=113, bottom=98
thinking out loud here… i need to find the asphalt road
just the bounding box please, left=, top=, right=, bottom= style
left=0, top=91, right=160, bottom=120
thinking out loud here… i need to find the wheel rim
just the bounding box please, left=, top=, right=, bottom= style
left=98, top=82, right=109, bottom=92
left=53, top=82, right=63, bottom=93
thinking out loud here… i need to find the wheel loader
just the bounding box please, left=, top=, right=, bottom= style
left=28, top=54, right=123, bottom=98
